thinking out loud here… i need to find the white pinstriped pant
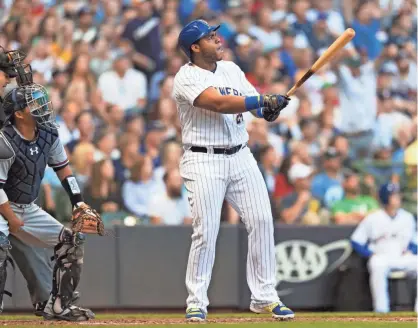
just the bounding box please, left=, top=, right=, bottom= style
left=180, top=145, right=280, bottom=312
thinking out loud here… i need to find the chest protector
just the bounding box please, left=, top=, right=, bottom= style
left=2, top=125, right=59, bottom=204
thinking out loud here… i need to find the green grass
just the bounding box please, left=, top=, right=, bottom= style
left=0, top=312, right=415, bottom=328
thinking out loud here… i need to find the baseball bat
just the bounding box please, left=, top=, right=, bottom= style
left=286, top=28, right=356, bottom=97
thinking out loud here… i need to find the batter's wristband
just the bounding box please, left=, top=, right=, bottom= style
left=255, top=108, right=263, bottom=118
left=61, top=175, right=84, bottom=207
left=245, top=95, right=262, bottom=111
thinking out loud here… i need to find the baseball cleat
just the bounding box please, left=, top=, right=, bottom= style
left=34, top=291, right=80, bottom=317
left=185, top=308, right=206, bottom=322
left=43, top=305, right=95, bottom=322
left=250, top=301, right=295, bottom=321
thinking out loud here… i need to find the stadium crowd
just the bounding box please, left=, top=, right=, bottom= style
left=0, top=0, right=416, bottom=227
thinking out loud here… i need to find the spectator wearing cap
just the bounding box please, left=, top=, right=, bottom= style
left=278, top=163, right=320, bottom=225
left=232, top=33, right=253, bottom=73
left=331, top=51, right=377, bottom=160
left=311, top=147, right=344, bottom=208
left=331, top=170, right=379, bottom=225
left=306, top=12, right=334, bottom=56
left=121, top=0, right=162, bottom=77
left=98, top=55, right=147, bottom=113
left=73, top=6, right=99, bottom=44
left=148, top=168, right=192, bottom=226
left=391, top=50, right=417, bottom=103
left=307, top=0, right=346, bottom=35
left=122, top=155, right=160, bottom=222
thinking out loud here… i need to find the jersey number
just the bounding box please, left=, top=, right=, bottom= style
left=236, top=113, right=243, bottom=124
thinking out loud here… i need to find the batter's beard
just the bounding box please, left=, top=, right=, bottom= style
left=168, top=188, right=182, bottom=199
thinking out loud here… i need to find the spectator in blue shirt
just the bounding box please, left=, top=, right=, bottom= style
left=121, top=0, right=162, bottom=78
left=349, top=2, right=383, bottom=60
left=122, top=155, right=161, bottom=221
left=311, top=147, right=344, bottom=208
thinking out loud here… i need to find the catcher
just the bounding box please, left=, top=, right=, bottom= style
left=0, top=82, right=104, bottom=321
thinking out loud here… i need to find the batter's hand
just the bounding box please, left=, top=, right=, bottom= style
left=8, top=216, right=24, bottom=233
left=261, top=94, right=290, bottom=122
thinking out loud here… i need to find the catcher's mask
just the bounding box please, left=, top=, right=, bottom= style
left=0, top=47, right=32, bottom=84
left=2, top=84, right=58, bottom=129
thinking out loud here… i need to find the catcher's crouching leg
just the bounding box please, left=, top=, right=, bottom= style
left=0, top=232, right=11, bottom=313
left=43, top=228, right=94, bottom=321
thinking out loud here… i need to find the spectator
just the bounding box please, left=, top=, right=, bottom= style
left=306, top=13, right=334, bottom=56
left=71, top=142, right=96, bottom=191
left=332, top=52, right=377, bottom=160
left=331, top=170, right=379, bottom=225
left=154, top=141, right=183, bottom=186
left=113, top=134, right=140, bottom=184
left=98, top=55, right=147, bottom=112
left=279, top=163, right=320, bottom=225
left=345, top=1, right=383, bottom=60
left=307, top=0, right=345, bottom=35
left=248, top=7, right=282, bottom=52
left=83, top=159, right=123, bottom=215
left=350, top=183, right=417, bottom=313
left=299, top=117, right=322, bottom=163
left=66, top=110, right=95, bottom=154
left=257, top=145, right=280, bottom=195
left=148, top=55, right=183, bottom=104
left=122, top=155, right=160, bottom=221
left=73, top=6, right=99, bottom=44
left=232, top=33, right=254, bottom=73
left=93, top=129, right=119, bottom=161
left=121, top=0, right=162, bottom=77
left=101, top=104, right=125, bottom=134
left=149, top=168, right=192, bottom=225
left=311, top=147, right=344, bottom=208
left=57, top=101, right=80, bottom=146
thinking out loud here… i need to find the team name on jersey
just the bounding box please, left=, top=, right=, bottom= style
left=215, top=87, right=243, bottom=97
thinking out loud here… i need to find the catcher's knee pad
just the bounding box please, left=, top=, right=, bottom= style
left=0, top=232, right=11, bottom=312
left=51, top=228, right=85, bottom=309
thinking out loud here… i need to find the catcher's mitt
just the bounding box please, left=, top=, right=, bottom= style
left=71, top=203, right=105, bottom=236
left=261, top=94, right=290, bottom=122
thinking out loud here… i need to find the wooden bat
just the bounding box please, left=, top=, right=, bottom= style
left=286, top=28, right=356, bottom=97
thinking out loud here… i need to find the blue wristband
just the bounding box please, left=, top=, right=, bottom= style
left=245, top=95, right=262, bottom=111
left=255, top=107, right=263, bottom=118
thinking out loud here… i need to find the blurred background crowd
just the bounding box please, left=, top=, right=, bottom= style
left=0, top=0, right=416, bottom=227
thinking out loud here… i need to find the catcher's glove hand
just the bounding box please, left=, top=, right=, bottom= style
left=261, top=94, right=290, bottom=122
left=71, top=203, right=105, bottom=236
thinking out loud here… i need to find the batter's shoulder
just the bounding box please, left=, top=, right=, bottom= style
left=0, top=133, right=14, bottom=160
left=218, top=60, right=241, bottom=71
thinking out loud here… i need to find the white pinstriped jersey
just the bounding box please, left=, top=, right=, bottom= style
left=172, top=60, right=258, bottom=148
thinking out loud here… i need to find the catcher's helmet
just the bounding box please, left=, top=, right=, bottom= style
left=378, top=183, right=400, bottom=205
left=178, top=20, right=220, bottom=58
left=2, top=84, right=58, bottom=129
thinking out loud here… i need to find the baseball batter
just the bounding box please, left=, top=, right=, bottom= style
left=351, top=183, right=417, bottom=313
left=173, top=20, right=294, bottom=322
left=0, top=83, right=103, bottom=321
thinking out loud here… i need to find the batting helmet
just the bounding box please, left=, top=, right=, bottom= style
left=378, top=183, right=400, bottom=205
left=178, top=20, right=220, bottom=58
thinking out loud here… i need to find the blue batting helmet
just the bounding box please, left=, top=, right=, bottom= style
left=378, top=183, right=400, bottom=205
left=178, top=20, right=220, bottom=58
